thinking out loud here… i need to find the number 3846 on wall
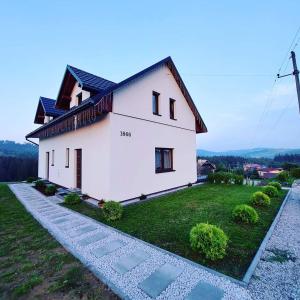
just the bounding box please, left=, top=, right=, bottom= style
left=120, top=131, right=131, bottom=137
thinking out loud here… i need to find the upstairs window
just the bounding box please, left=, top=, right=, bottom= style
left=51, top=150, right=55, bottom=166
left=77, top=92, right=82, bottom=106
left=170, top=98, right=176, bottom=119
left=155, top=148, right=174, bottom=173
left=65, top=148, right=69, bottom=168
left=152, top=91, right=160, bottom=115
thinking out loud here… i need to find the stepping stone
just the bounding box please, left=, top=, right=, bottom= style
left=48, top=212, right=69, bottom=220
left=185, top=281, right=224, bottom=300
left=52, top=217, right=70, bottom=224
left=91, top=240, right=126, bottom=258
left=59, top=220, right=86, bottom=230
left=77, top=232, right=108, bottom=247
left=69, top=225, right=98, bottom=238
left=113, top=249, right=148, bottom=274
left=138, top=263, right=183, bottom=298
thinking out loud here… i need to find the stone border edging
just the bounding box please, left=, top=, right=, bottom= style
left=242, top=188, right=292, bottom=284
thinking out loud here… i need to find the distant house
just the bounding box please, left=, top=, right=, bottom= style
left=257, top=167, right=283, bottom=179
left=243, top=163, right=263, bottom=172
left=26, top=57, right=207, bottom=202
left=197, top=159, right=216, bottom=176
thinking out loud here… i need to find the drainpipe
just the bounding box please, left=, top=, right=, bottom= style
left=26, top=137, right=39, bottom=146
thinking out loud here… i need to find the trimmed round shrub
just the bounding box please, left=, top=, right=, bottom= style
left=64, top=193, right=81, bottom=205
left=190, top=223, right=228, bottom=260
left=26, top=176, right=36, bottom=183
left=232, top=204, right=259, bottom=224
left=262, top=185, right=279, bottom=198
left=250, top=191, right=271, bottom=207
left=35, top=180, right=46, bottom=188
left=102, top=201, right=123, bottom=221
left=45, top=184, right=57, bottom=196
left=268, top=181, right=282, bottom=191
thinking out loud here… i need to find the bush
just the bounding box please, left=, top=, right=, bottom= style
left=64, top=193, right=81, bottom=205
left=233, top=174, right=244, bottom=185
left=291, top=167, right=300, bottom=179
left=250, top=191, right=271, bottom=207
left=262, top=185, right=279, bottom=198
left=277, top=171, right=289, bottom=183
left=268, top=181, right=282, bottom=191
left=35, top=180, right=45, bottom=188
left=102, top=201, right=123, bottom=221
left=45, top=184, right=57, bottom=196
left=232, top=204, right=259, bottom=224
left=207, top=173, right=215, bottom=183
left=26, top=177, right=36, bottom=183
left=190, top=223, right=228, bottom=260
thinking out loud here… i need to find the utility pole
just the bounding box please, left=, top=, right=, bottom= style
left=277, top=51, right=300, bottom=113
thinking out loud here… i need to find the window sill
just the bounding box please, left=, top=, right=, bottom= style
left=153, top=113, right=162, bottom=116
left=170, top=118, right=177, bottom=121
left=156, top=169, right=176, bottom=174
left=65, top=166, right=69, bottom=168
left=51, top=164, right=54, bottom=167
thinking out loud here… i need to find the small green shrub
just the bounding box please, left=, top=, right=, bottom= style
left=35, top=180, right=45, bottom=188
left=45, top=184, right=57, bottom=196
left=102, top=201, right=123, bottom=221
left=26, top=177, right=36, bottom=183
left=262, top=185, right=279, bottom=198
left=277, top=171, right=289, bottom=182
left=268, top=181, right=282, bottom=191
left=207, top=173, right=215, bottom=183
left=190, top=223, right=228, bottom=260
left=232, top=204, right=259, bottom=224
left=291, top=167, right=300, bottom=179
left=64, top=193, right=81, bottom=205
left=233, top=174, right=244, bottom=185
left=251, top=191, right=271, bottom=207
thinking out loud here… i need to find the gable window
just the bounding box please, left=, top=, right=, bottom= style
left=170, top=98, right=176, bottom=120
left=77, top=92, right=82, bottom=106
left=65, top=148, right=70, bottom=168
left=51, top=150, right=55, bottom=166
left=155, top=148, right=174, bottom=173
left=152, top=91, right=160, bottom=115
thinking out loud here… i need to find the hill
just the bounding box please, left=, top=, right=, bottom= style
left=197, top=148, right=300, bottom=159
left=0, top=140, right=38, bottom=158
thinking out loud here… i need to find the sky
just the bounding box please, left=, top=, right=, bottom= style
left=0, top=0, right=300, bottom=151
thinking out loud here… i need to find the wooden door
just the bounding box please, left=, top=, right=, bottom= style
left=46, top=152, right=49, bottom=180
left=76, top=149, right=82, bottom=189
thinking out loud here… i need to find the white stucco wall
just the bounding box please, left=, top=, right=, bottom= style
left=109, top=65, right=197, bottom=201
left=70, top=82, right=91, bottom=108
left=38, top=115, right=111, bottom=200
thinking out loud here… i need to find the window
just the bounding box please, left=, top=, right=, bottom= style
left=152, top=91, right=160, bottom=115
left=51, top=150, right=55, bottom=166
left=170, top=98, right=176, bottom=119
left=77, top=92, right=82, bottom=105
left=155, top=148, right=174, bottom=173
left=65, top=148, right=69, bottom=168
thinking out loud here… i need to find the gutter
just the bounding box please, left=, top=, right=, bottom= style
left=26, top=137, right=39, bottom=146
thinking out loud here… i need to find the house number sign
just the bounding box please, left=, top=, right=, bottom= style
left=120, top=131, right=131, bottom=137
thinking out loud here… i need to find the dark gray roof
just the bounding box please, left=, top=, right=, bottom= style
left=40, top=97, right=66, bottom=117
left=67, top=65, right=116, bottom=92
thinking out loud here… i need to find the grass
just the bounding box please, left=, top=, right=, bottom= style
left=64, top=183, right=287, bottom=279
left=0, top=184, right=118, bottom=300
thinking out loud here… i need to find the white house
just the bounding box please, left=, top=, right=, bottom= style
left=26, top=57, right=207, bottom=202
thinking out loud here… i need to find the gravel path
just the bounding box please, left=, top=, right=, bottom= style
left=9, top=183, right=250, bottom=300
left=248, top=180, right=300, bottom=300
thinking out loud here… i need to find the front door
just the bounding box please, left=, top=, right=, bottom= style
left=76, top=149, right=82, bottom=189
left=45, top=152, right=50, bottom=180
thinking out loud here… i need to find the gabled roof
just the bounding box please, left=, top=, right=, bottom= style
left=56, top=65, right=116, bottom=109
left=27, top=56, right=207, bottom=138
left=34, top=97, right=66, bottom=124
left=67, top=65, right=116, bottom=92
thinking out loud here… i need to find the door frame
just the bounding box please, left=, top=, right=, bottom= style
left=75, top=149, right=82, bottom=189
left=45, top=151, right=50, bottom=180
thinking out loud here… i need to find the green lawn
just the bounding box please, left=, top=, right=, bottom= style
left=64, top=184, right=286, bottom=279
left=0, top=184, right=118, bottom=300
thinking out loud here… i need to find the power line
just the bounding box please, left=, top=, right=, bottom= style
left=182, top=73, right=273, bottom=77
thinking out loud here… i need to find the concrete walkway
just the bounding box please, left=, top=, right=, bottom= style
left=9, top=183, right=250, bottom=300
